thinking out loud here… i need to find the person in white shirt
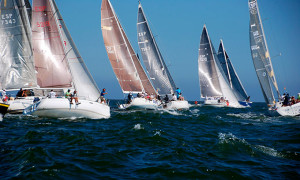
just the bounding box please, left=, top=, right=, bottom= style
left=48, top=90, right=56, bottom=98
left=171, top=94, right=177, bottom=101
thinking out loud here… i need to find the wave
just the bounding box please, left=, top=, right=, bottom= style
left=133, top=123, right=144, bottom=130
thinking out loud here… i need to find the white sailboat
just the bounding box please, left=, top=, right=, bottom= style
left=25, top=0, right=110, bottom=119
left=198, top=25, right=242, bottom=108
left=137, top=2, right=189, bottom=110
left=0, top=0, right=41, bottom=113
left=248, top=0, right=300, bottom=116
left=101, top=0, right=160, bottom=110
left=217, top=40, right=252, bottom=107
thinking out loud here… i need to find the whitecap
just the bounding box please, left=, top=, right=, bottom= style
left=0, top=115, right=2, bottom=122
left=133, top=123, right=144, bottom=130
left=154, top=130, right=161, bottom=136
left=254, top=145, right=284, bottom=158
left=218, top=132, right=247, bottom=144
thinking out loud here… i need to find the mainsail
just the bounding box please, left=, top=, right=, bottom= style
left=137, top=2, right=176, bottom=95
left=249, top=0, right=280, bottom=105
left=0, top=0, right=37, bottom=90
left=32, top=0, right=101, bottom=101
left=198, top=25, right=222, bottom=98
left=32, top=0, right=72, bottom=88
left=217, top=40, right=248, bottom=101
left=101, top=0, right=156, bottom=95
left=51, top=1, right=101, bottom=101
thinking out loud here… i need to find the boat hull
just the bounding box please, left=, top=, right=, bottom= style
left=28, top=98, right=110, bottom=119
left=275, top=102, right=300, bottom=116
left=7, top=97, right=40, bottom=114
left=165, top=100, right=190, bottom=110
left=238, top=101, right=252, bottom=107
left=119, top=98, right=159, bottom=110
left=204, top=98, right=227, bottom=107
left=0, top=103, right=9, bottom=117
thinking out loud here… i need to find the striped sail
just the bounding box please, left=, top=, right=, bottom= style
left=249, top=0, right=280, bottom=106
left=0, top=0, right=37, bottom=90
left=217, top=40, right=248, bottom=101
left=137, top=2, right=176, bottom=95
left=101, top=0, right=156, bottom=95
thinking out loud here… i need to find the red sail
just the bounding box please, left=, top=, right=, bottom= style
left=32, top=0, right=72, bottom=88
left=101, top=0, right=156, bottom=95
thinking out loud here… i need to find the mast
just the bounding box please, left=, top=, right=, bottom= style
left=137, top=2, right=176, bottom=95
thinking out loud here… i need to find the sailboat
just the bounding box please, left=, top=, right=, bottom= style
left=217, top=40, right=251, bottom=107
left=198, top=25, right=241, bottom=108
left=101, top=0, right=160, bottom=110
left=137, top=2, right=189, bottom=110
left=24, top=0, right=110, bottom=119
left=248, top=0, right=300, bottom=116
left=0, top=0, right=41, bottom=113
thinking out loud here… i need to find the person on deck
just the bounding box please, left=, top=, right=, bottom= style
left=297, top=93, right=300, bottom=103
left=171, top=94, right=177, bottom=101
left=127, top=92, right=133, bottom=104
left=175, top=88, right=181, bottom=99
left=157, top=94, right=161, bottom=101
left=48, top=90, right=56, bottom=98
left=283, top=93, right=290, bottom=106
left=1, top=89, right=7, bottom=102
left=100, top=88, right=107, bottom=103
left=246, top=96, right=250, bottom=102
left=73, top=90, right=80, bottom=105
left=65, top=89, right=72, bottom=104
left=164, top=95, right=169, bottom=103
left=16, top=88, right=24, bottom=98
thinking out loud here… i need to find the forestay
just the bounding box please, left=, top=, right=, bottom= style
left=137, top=2, right=176, bottom=95
left=0, top=0, right=36, bottom=90
left=101, top=0, right=156, bottom=95
left=249, top=0, right=280, bottom=106
left=217, top=40, right=248, bottom=101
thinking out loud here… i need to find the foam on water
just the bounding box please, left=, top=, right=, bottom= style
left=254, top=145, right=285, bottom=158
left=133, top=123, right=144, bottom=130
left=0, top=115, right=3, bottom=121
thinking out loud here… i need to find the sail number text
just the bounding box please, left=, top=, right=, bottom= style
left=138, top=32, right=146, bottom=37
left=35, top=6, right=47, bottom=12
left=1, top=14, right=16, bottom=25
left=37, top=21, right=50, bottom=28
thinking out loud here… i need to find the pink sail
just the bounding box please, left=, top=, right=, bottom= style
left=32, top=0, right=72, bottom=88
left=101, top=0, right=156, bottom=95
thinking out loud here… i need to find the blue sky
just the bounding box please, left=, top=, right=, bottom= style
left=53, top=0, right=300, bottom=102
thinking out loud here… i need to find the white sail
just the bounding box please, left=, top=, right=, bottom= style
left=50, top=1, right=101, bottom=101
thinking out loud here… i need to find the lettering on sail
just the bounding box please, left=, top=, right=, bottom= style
left=0, top=31, right=14, bottom=41
left=199, top=55, right=207, bottom=62
left=141, top=47, right=150, bottom=52
left=249, top=1, right=257, bottom=14
left=138, top=32, right=146, bottom=37
left=251, top=45, right=260, bottom=50
left=1, top=14, right=16, bottom=25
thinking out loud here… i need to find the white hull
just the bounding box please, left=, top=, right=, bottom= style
left=119, top=97, right=160, bottom=110
left=29, top=98, right=110, bottom=119
left=204, top=98, right=243, bottom=108
left=6, top=97, right=40, bottom=114
left=275, top=102, right=300, bottom=116
left=165, top=100, right=190, bottom=110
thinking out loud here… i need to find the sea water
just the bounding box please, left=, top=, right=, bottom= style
left=0, top=100, right=299, bottom=179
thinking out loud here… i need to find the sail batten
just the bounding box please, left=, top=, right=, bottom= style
left=249, top=0, right=280, bottom=105
left=137, top=2, right=176, bottom=95
left=101, top=0, right=156, bottom=95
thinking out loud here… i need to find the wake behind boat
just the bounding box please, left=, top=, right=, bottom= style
left=25, top=0, right=110, bottom=119
left=248, top=0, right=300, bottom=116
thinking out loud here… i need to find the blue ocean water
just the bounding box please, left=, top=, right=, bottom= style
left=0, top=100, right=299, bottom=179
